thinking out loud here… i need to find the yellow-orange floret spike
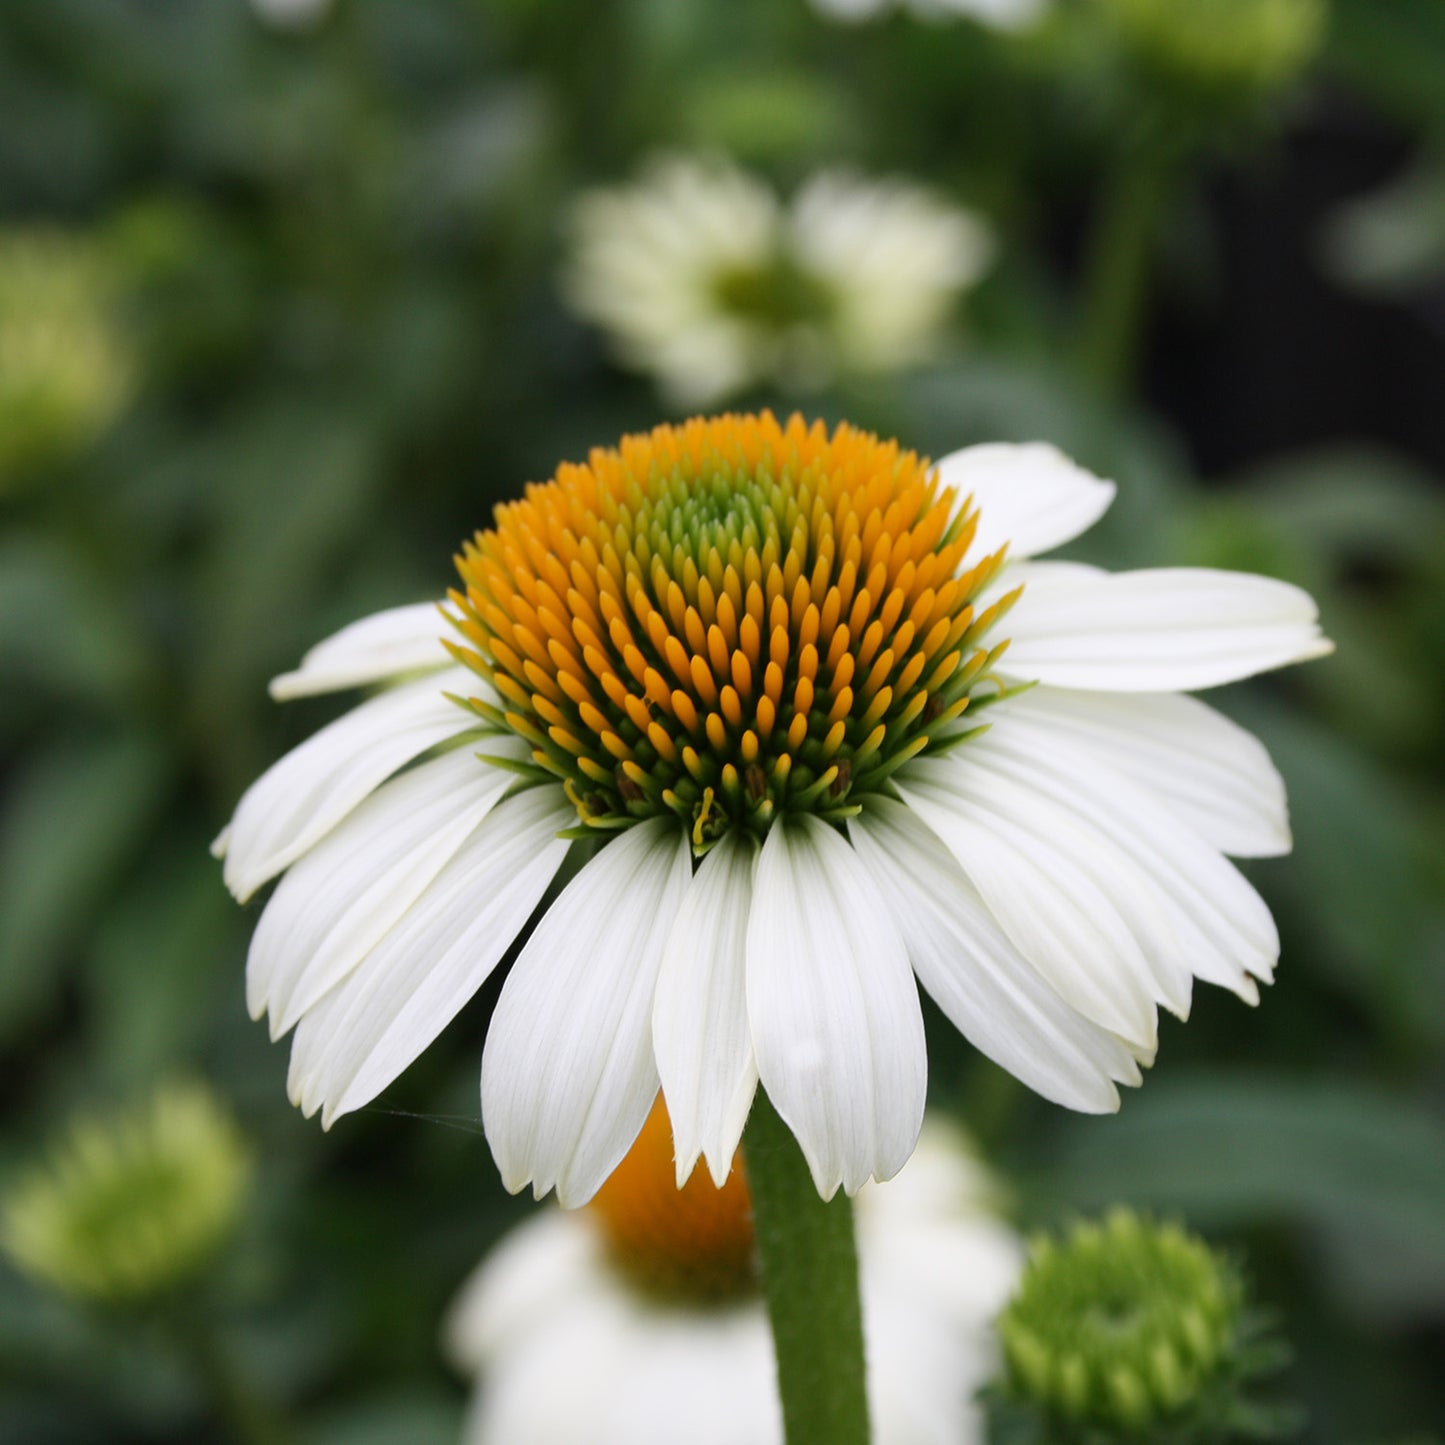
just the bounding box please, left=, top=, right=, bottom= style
left=647, top=722, right=679, bottom=763
left=600, top=731, right=632, bottom=762
left=672, top=691, right=700, bottom=735
left=643, top=668, right=674, bottom=713
left=715, top=589, right=739, bottom=650
left=720, top=685, right=744, bottom=729
left=623, top=693, right=653, bottom=735
left=683, top=606, right=707, bottom=658
left=663, top=634, right=693, bottom=690
left=793, top=675, right=815, bottom=716
left=756, top=695, right=776, bottom=739
left=689, top=654, right=720, bottom=707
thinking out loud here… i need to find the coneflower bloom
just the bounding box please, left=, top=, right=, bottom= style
left=563, top=158, right=993, bottom=407
left=444, top=1103, right=1021, bottom=1445
left=216, top=413, right=1330, bottom=1205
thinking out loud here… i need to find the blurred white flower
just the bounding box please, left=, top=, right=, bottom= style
left=810, top=0, right=1050, bottom=31
left=790, top=172, right=995, bottom=376
left=562, top=156, right=994, bottom=406
left=445, top=1104, right=1021, bottom=1445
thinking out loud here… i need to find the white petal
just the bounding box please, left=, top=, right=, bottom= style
left=268, top=602, right=455, bottom=699
left=850, top=797, right=1140, bottom=1112
left=935, top=442, right=1115, bottom=562
left=443, top=1209, right=600, bottom=1373
left=653, top=832, right=760, bottom=1188
left=932, top=747, right=1196, bottom=1017
left=286, top=786, right=574, bottom=1125
left=1002, top=567, right=1333, bottom=691
left=222, top=667, right=476, bottom=902
left=963, top=723, right=1278, bottom=1000
left=747, top=816, right=926, bottom=1199
left=1002, top=686, right=1291, bottom=857
left=247, top=741, right=524, bottom=1034
left=482, top=818, right=693, bottom=1207
left=896, top=763, right=1160, bottom=1048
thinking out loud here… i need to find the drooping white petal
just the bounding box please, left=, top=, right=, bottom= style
left=285, top=786, right=574, bottom=1126
left=482, top=818, right=694, bottom=1208
left=653, top=831, right=760, bottom=1188
left=1000, top=686, right=1291, bottom=857
left=896, top=763, right=1161, bottom=1049
left=935, top=442, right=1116, bottom=562
left=222, top=667, right=476, bottom=902
left=918, top=748, right=1194, bottom=1017
left=268, top=602, right=455, bottom=699
left=961, top=724, right=1278, bottom=1000
left=747, top=815, right=927, bottom=1199
left=247, top=740, right=525, bottom=1034
left=850, top=797, right=1141, bottom=1112
left=1002, top=566, right=1333, bottom=692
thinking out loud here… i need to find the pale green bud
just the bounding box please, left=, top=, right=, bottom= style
left=1098, top=0, right=1326, bottom=95
left=997, top=1208, right=1261, bottom=1438
left=0, top=229, right=133, bottom=486
left=1, top=1082, right=252, bottom=1305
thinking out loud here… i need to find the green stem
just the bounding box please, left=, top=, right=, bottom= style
left=1076, top=136, right=1175, bottom=403
left=744, top=1089, right=870, bottom=1445
left=181, top=1316, right=292, bottom=1445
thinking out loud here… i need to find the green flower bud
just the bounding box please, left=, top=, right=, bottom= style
left=1098, top=0, right=1326, bottom=97
left=0, top=229, right=133, bottom=488
left=995, top=1209, right=1293, bottom=1443
left=1, top=1082, right=251, bottom=1305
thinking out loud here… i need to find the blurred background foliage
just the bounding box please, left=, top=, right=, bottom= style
left=0, top=0, right=1442, bottom=1441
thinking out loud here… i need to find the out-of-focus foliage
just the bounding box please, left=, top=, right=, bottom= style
left=0, top=1, right=1441, bottom=1442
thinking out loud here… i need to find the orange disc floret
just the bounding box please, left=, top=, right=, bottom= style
left=447, top=412, right=1017, bottom=851
left=589, top=1095, right=755, bottom=1301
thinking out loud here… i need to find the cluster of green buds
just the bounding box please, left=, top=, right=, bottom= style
left=991, top=1209, right=1295, bottom=1445
left=0, top=228, right=132, bottom=488
left=1, top=1081, right=252, bottom=1306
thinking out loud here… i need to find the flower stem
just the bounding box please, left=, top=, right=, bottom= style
left=1076, top=134, right=1174, bottom=402
left=181, top=1316, right=292, bottom=1445
left=744, top=1088, right=870, bottom=1445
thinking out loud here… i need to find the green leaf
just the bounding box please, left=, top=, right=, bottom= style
left=1033, top=1073, right=1445, bottom=1320
left=0, top=732, right=170, bottom=1045
left=1231, top=700, right=1445, bottom=1053
left=0, top=534, right=152, bottom=723
left=81, top=842, right=241, bottom=1086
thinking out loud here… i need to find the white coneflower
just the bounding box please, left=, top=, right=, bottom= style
left=216, top=412, right=1330, bottom=1206
left=809, top=0, right=1050, bottom=31
left=562, top=157, right=993, bottom=407
left=444, top=1102, right=1020, bottom=1445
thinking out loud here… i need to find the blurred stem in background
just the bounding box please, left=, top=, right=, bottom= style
left=1076, top=126, right=1174, bottom=402
left=178, top=1312, right=293, bottom=1445
left=744, top=1089, right=870, bottom=1445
